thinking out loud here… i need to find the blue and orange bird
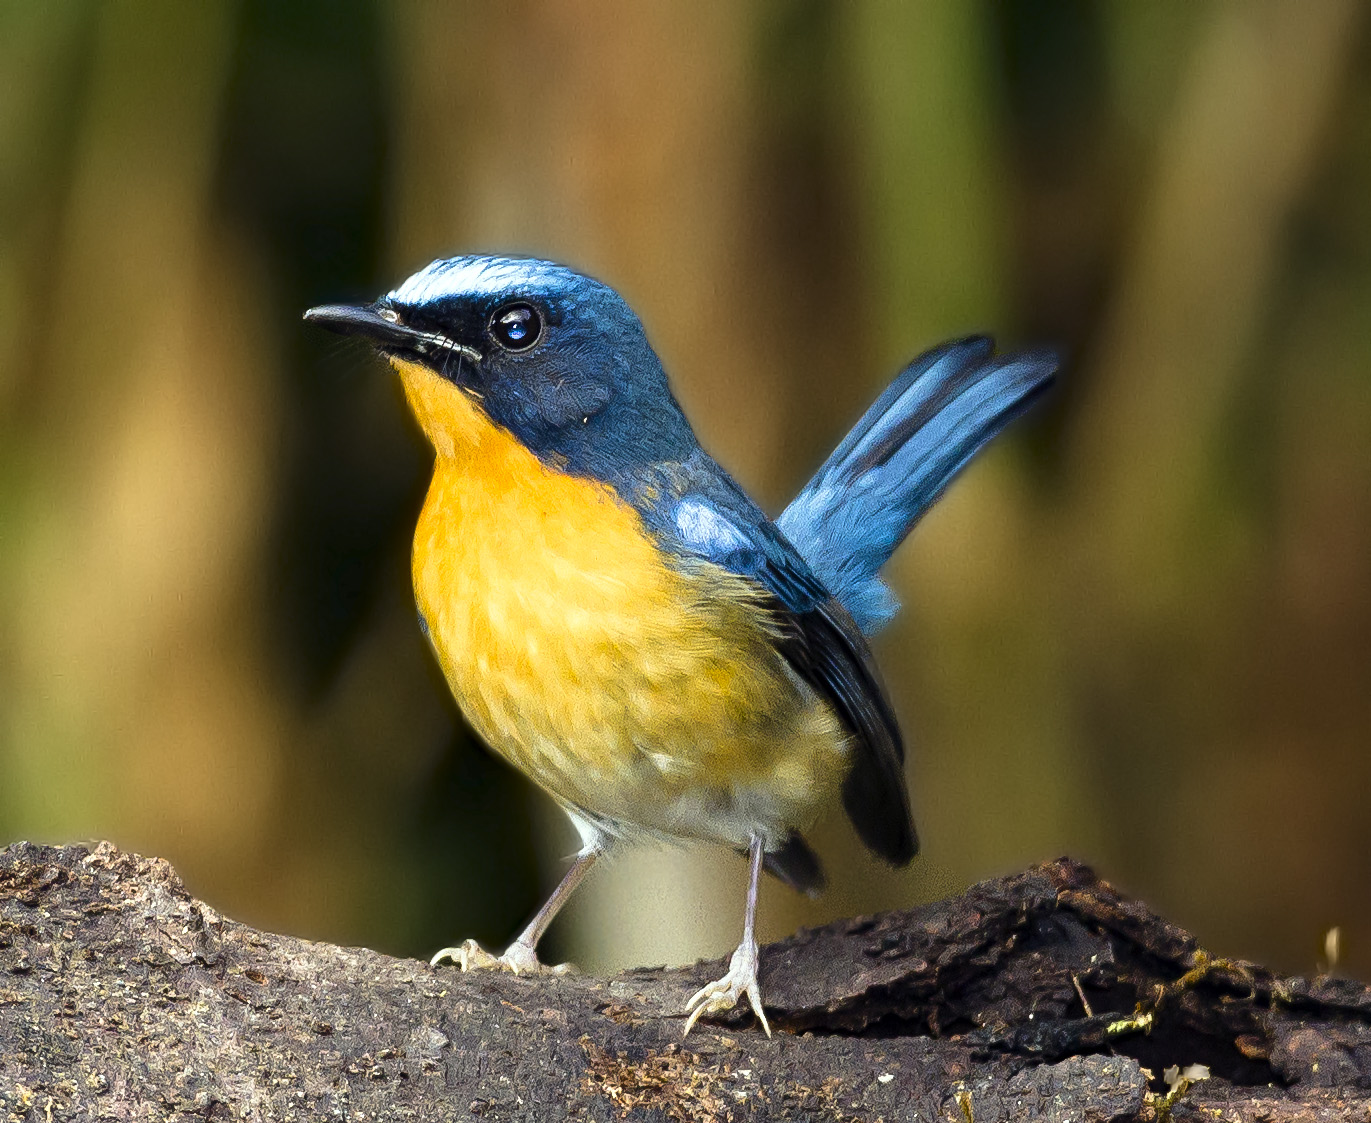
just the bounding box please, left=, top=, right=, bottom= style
left=305, top=256, right=1055, bottom=1036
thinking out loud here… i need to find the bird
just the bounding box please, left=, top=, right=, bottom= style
left=304, top=255, right=1055, bottom=1037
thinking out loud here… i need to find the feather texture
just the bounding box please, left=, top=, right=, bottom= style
left=778, top=337, right=1057, bottom=633
left=398, top=358, right=849, bottom=852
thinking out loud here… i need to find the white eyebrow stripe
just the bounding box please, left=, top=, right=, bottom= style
left=388, top=256, right=575, bottom=307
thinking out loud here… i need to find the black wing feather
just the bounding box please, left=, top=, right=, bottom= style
left=761, top=563, right=917, bottom=865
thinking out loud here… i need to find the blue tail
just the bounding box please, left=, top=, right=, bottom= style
left=777, top=336, right=1057, bottom=634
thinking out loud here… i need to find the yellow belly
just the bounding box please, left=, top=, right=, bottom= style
left=395, top=358, right=846, bottom=845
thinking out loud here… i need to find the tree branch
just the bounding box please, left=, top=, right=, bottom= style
left=1, top=842, right=1367, bottom=1120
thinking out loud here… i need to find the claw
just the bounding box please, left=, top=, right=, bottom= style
left=682, top=939, right=771, bottom=1038
left=430, top=938, right=500, bottom=971
left=430, top=938, right=574, bottom=976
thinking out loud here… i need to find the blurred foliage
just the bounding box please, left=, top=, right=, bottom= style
left=1, top=0, right=1368, bottom=982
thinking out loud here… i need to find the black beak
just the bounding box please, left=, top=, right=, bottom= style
left=303, top=303, right=482, bottom=364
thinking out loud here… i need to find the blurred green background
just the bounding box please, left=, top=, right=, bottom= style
left=2, top=1, right=1369, bottom=983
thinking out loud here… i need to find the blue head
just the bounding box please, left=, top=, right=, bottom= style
left=307, top=255, right=699, bottom=478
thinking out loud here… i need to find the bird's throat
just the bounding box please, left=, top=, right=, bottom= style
left=392, top=356, right=497, bottom=462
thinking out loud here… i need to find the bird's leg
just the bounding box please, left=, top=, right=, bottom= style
left=431, top=846, right=599, bottom=976
left=683, top=834, right=771, bottom=1037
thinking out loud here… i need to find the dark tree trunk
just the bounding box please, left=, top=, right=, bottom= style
left=2, top=842, right=1367, bottom=1120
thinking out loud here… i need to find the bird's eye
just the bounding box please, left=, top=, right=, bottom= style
left=489, top=302, right=542, bottom=352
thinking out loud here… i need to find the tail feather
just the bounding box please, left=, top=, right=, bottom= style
left=779, top=337, right=1057, bottom=634
left=761, top=832, right=826, bottom=895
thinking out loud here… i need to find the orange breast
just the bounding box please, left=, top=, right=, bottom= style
left=394, top=358, right=846, bottom=845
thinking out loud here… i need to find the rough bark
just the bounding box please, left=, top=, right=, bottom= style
left=2, top=842, right=1368, bottom=1121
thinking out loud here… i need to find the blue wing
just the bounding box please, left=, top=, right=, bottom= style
left=621, top=338, right=1054, bottom=875
left=637, top=459, right=918, bottom=869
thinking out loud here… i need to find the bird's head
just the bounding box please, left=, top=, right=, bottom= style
left=305, top=255, right=695, bottom=472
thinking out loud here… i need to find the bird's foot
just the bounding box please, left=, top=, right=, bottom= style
left=429, top=938, right=574, bottom=976
left=683, top=938, right=771, bottom=1038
